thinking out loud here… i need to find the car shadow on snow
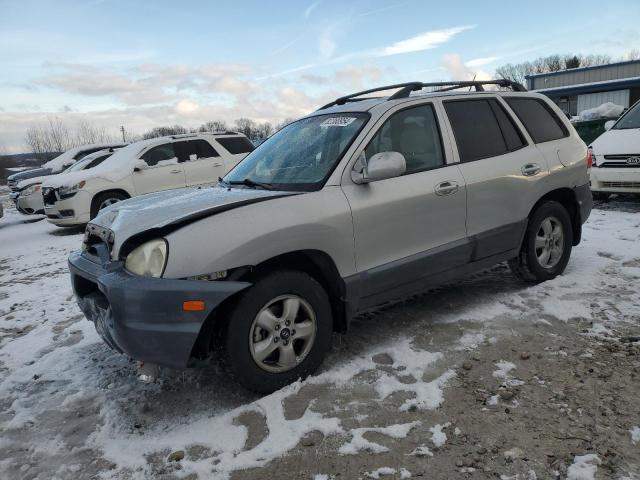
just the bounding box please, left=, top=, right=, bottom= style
left=47, top=225, right=85, bottom=236
left=87, top=263, right=527, bottom=430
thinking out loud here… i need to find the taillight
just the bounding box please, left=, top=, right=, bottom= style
left=586, top=148, right=593, bottom=172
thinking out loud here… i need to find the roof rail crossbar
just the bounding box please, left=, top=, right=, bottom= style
left=317, top=79, right=527, bottom=110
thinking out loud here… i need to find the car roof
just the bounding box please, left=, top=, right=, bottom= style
left=310, top=90, right=544, bottom=117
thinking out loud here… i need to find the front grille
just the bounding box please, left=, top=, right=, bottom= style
left=83, top=224, right=115, bottom=253
left=600, top=154, right=640, bottom=168
left=599, top=162, right=640, bottom=168
left=8, top=179, right=18, bottom=192
left=602, top=181, right=640, bottom=188
left=42, top=187, right=58, bottom=206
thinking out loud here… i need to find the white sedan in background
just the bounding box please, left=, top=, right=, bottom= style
left=11, top=148, right=119, bottom=216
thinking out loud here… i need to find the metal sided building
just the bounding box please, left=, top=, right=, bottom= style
left=527, top=60, right=640, bottom=116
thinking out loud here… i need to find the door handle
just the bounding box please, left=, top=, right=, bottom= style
left=435, top=181, right=459, bottom=196
left=212, top=162, right=223, bottom=167
left=521, top=163, right=541, bottom=176
left=170, top=169, right=181, bottom=174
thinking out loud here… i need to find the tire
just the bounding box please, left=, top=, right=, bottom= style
left=90, top=191, right=128, bottom=219
left=508, top=201, right=573, bottom=283
left=222, top=270, right=333, bottom=393
left=592, top=191, right=610, bottom=202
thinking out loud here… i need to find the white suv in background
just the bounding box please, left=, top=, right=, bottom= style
left=43, top=132, right=254, bottom=226
left=590, top=99, right=640, bottom=200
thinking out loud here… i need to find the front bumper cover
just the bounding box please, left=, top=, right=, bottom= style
left=69, top=249, right=251, bottom=369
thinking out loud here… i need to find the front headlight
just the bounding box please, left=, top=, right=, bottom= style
left=125, top=239, right=168, bottom=277
left=22, top=183, right=42, bottom=196
left=59, top=180, right=86, bottom=199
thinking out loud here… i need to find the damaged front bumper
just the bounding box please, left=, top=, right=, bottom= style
left=68, top=250, right=250, bottom=369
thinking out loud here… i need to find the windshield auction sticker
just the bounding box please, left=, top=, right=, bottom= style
left=320, top=117, right=357, bottom=127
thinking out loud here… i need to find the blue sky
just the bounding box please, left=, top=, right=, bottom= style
left=1, top=0, right=639, bottom=152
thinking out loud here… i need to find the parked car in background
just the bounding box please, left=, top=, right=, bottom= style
left=590, top=99, right=640, bottom=200
left=11, top=148, right=121, bottom=216
left=45, top=132, right=253, bottom=226
left=7, top=142, right=127, bottom=193
left=69, top=80, right=592, bottom=393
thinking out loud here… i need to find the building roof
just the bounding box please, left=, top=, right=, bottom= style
left=532, top=76, right=640, bottom=97
left=525, top=59, right=640, bottom=80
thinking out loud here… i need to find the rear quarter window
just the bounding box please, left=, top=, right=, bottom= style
left=216, top=137, right=255, bottom=154
left=505, top=97, right=569, bottom=144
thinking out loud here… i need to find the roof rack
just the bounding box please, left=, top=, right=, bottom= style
left=318, top=80, right=527, bottom=110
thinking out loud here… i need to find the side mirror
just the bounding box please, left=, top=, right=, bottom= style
left=351, top=151, right=406, bottom=184
left=604, top=120, right=615, bottom=131
left=133, top=160, right=148, bottom=172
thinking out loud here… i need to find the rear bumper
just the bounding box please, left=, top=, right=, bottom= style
left=574, top=182, right=592, bottom=224
left=590, top=168, right=640, bottom=193
left=69, top=250, right=250, bottom=369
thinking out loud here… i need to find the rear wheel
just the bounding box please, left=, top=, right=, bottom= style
left=90, top=191, right=128, bottom=219
left=509, top=201, right=573, bottom=283
left=222, top=270, right=332, bottom=393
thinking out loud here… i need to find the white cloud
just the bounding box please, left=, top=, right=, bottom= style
left=377, top=25, right=475, bottom=57
left=466, top=56, right=499, bottom=67
left=441, top=53, right=492, bottom=82
left=319, top=24, right=338, bottom=58
left=304, top=0, right=321, bottom=19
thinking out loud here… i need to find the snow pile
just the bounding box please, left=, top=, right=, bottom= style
left=338, top=421, right=420, bottom=455
left=407, top=445, right=433, bottom=457
left=566, top=454, right=601, bottom=480
left=630, top=426, right=640, bottom=445
left=429, top=422, right=450, bottom=447
left=364, top=467, right=400, bottom=478
left=578, top=102, right=624, bottom=121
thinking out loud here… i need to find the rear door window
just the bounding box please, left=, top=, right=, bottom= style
left=216, top=137, right=255, bottom=154
left=505, top=97, right=568, bottom=143
left=444, top=99, right=511, bottom=162
left=173, top=141, right=195, bottom=163
left=141, top=144, right=176, bottom=166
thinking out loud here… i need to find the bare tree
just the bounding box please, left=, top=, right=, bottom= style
left=275, top=118, right=296, bottom=132
left=234, top=118, right=257, bottom=139
left=495, top=53, right=613, bottom=85
left=256, top=122, right=274, bottom=140
left=198, top=120, right=228, bottom=133
left=75, top=120, right=114, bottom=145
left=141, top=125, right=188, bottom=139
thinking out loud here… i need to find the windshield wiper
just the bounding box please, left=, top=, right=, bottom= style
left=227, top=178, right=275, bottom=190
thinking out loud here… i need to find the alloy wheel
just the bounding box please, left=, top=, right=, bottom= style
left=249, top=294, right=317, bottom=373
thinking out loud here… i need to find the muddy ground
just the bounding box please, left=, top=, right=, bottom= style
left=0, top=191, right=639, bottom=480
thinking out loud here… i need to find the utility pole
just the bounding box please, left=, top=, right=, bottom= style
left=120, top=125, right=126, bottom=142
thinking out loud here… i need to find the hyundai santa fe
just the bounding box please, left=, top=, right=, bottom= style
left=68, top=80, right=592, bottom=393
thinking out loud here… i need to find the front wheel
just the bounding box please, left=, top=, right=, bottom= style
left=90, top=191, right=128, bottom=219
left=509, top=201, right=573, bottom=283
left=222, top=270, right=333, bottom=393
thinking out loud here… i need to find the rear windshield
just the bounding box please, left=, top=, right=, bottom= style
left=217, top=137, right=255, bottom=154
left=613, top=101, right=640, bottom=129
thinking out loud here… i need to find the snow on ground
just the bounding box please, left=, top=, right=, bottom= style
left=1, top=189, right=640, bottom=479
left=566, top=453, right=601, bottom=480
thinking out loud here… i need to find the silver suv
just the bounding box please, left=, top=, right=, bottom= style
left=69, top=80, right=592, bottom=393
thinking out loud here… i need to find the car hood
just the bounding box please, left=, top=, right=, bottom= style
left=16, top=175, right=51, bottom=190
left=8, top=167, right=51, bottom=183
left=90, top=186, right=295, bottom=253
left=590, top=128, right=640, bottom=155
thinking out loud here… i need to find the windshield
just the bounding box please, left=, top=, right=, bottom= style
left=64, top=156, right=93, bottom=172
left=613, top=101, right=640, bottom=129
left=223, top=113, right=369, bottom=191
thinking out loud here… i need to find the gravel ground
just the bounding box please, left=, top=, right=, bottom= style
left=0, top=188, right=639, bottom=480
